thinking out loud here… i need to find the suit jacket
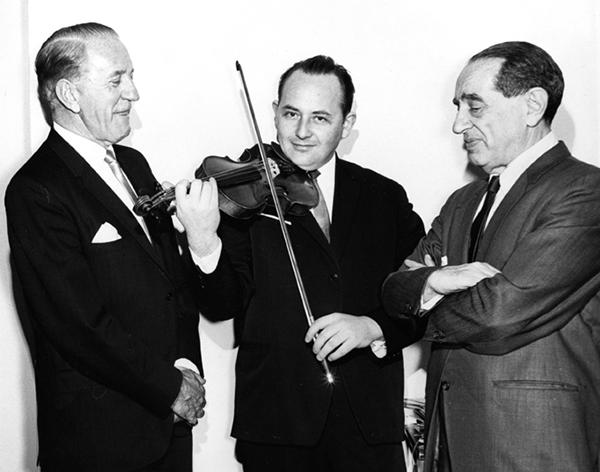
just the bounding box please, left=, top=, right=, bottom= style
left=382, top=142, right=600, bottom=472
left=5, top=130, right=204, bottom=471
left=200, top=156, right=425, bottom=446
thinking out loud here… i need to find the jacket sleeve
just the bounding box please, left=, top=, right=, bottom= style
left=381, top=190, right=455, bottom=350
left=371, top=182, right=428, bottom=357
left=196, top=214, right=251, bottom=321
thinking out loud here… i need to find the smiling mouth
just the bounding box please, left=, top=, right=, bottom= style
left=291, top=143, right=315, bottom=151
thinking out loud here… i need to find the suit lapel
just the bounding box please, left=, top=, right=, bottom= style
left=330, top=159, right=361, bottom=260
left=477, top=142, right=570, bottom=259
left=454, top=181, right=487, bottom=262
left=287, top=159, right=358, bottom=263
left=47, top=131, right=167, bottom=272
left=291, top=210, right=333, bottom=256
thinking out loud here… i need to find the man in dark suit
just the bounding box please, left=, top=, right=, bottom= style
left=5, top=23, right=219, bottom=471
left=382, top=42, right=600, bottom=471
left=195, top=55, right=425, bottom=471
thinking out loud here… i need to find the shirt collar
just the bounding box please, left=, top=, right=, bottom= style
left=53, top=122, right=113, bottom=164
left=494, top=131, right=558, bottom=190
left=315, top=154, right=336, bottom=187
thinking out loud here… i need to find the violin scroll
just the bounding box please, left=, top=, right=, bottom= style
left=133, top=182, right=176, bottom=217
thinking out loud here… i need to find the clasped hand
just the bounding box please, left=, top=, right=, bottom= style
left=304, top=313, right=383, bottom=362
left=171, top=368, right=206, bottom=426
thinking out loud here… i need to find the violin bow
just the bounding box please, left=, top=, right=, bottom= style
left=235, top=61, right=334, bottom=384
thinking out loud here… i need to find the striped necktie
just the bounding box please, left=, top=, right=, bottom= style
left=104, top=148, right=138, bottom=204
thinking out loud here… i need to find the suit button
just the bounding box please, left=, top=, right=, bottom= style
left=330, top=273, right=339, bottom=280
left=165, top=292, right=174, bottom=301
left=433, top=330, right=444, bottom=340
left=441, top=381, right=450, bottom=391
left=403, top=303, right=413, bottom=312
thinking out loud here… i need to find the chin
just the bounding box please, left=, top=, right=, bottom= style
left=285, top=153, right=314, bottom=170
left=467, top=152, right=487, bottom=168
left=117, top=126, right=132, bottom=140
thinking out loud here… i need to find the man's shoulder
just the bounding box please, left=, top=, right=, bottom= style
left=5, top=138, right=68, bottom=214
left=557, top=152, right=600, bottom=180
left=337, top=157, right=406, bottom=192
left=7, top=135, right=60, bottom=189
left=525, top=143, right=600, bottom=191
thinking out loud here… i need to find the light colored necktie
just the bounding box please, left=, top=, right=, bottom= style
left=312, top=171, right=331, bottom=242
left=104, top=148, right=138, bottom=204
left=104, top=148, right=153, bottom=243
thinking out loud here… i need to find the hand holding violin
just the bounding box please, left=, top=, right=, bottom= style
left=172, top=178, right=221, bottom=258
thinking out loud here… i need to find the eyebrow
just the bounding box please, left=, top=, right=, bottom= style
left=463, top=92, right=484, bottom=101
left=109, top=67, right=133, bottom=78
left=281, top=104, right=333, bottom=117
left=313, top=110, right=333, bottom=117
left=453, top=92, right=484, bottom=106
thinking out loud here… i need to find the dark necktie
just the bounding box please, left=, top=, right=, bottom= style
left=311, top=170, right=331, bottom=242
left=468, top=175, right=500, bottom=262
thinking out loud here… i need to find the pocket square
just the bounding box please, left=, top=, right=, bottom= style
left=92, top=222, right=121, bottom=243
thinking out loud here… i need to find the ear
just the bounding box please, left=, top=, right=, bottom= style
left=525, top=87, right=548, bottom=127
left=55, top=78, right=81, bottom=113
left=341, top=112, right=356, bottom=139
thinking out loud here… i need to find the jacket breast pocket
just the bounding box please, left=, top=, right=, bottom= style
left=88, top=237, right=127, bottom=255
left=493, top=379, right=579, bottom=392
left=86, top=237, right=135, bottom=276
left=492, top=379, right=581, bottom=418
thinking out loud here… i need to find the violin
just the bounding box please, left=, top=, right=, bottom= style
left=133, top=142, right=319, bottom=219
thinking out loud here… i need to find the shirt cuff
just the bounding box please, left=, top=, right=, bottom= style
left=174, top=358, right=200, bottom=375
left=190, top=237, right=222, bottom=274
left=370, top=339, right=387, bottom=358
left=420, top=292, right=444, bottom=311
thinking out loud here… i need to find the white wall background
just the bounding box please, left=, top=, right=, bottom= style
left=1, top=0, right=598, bottom=470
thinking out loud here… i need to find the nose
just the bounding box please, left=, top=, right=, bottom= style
left=122, top=75, right=140, bottom=102
left=295, top=117, right=312, bottom=139
left=452, top=105, right=471, bottom=135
